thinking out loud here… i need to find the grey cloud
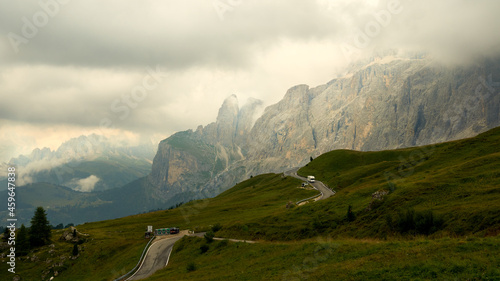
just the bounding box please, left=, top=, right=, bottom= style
left=1, top=0, right=500, bottom=159
left=336, top=0, right=500, bottom=62
left=1, top=0, right=499, bottom=70
left=0, top=0, right=339, bottom=69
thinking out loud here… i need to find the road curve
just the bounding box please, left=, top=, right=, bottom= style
left=126, top=232, right=256, bottom=280
left=284, top=167, right=336, bottom=200
left=126, top=168, right=333, bottom=280
left=127, top=234, right=184, bottom=280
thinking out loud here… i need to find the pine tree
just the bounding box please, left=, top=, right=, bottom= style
left=29, top=207, right=52, bottom=247
left=346, top=205, right=356, bottom=222
left=2, top=226, right=9, bottom=242
left=17, top=224, right=30, bottom=256
left=72, top=244, right=79, bottom=256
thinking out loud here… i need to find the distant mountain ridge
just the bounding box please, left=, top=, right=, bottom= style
left=148, top=54, right=500, bottom=203
left=3, top=134, right=155, bottom=192
left=6, top=54, right=500, bottom=226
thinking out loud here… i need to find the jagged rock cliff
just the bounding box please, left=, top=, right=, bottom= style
left=148, top=55, right=500, bottom=201
left=147, top=95, right=264, bottom=200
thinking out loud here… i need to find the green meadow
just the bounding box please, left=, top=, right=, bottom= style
left=1, top=127, right=499, bottom=280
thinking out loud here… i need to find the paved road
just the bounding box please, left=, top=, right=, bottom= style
left=213, top=237, right=257, bottom=243
left=126, top=232, right=255, bottom=280
left=284, top=167, right=336, bottom=200
left=125, top=168, right=333, bottom=280
left=127, top=234, right=184, bottom=280
left=194, top=232, right=257, bottom=244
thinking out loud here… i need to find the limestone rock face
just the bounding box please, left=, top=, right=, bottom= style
left=148, top=55, right=500, bottom=202
left=148, top=95, right=264, bottom=200
left=235, top=98, right=264, bottom=145
left=216, top=94, right=239, bottom=147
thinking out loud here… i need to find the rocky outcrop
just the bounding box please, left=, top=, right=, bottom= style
left=235, top=97, right=264, bottom=145
left=147, top=96, right=264, bottom=200
left=59, top=226, right=85, bottom=243
left=243, top=56, right=500, bottom=175
left=148, top=55, right=500, bottom=202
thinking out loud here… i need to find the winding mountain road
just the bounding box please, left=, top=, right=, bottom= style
left=125, top=168, right=334, bottom=280
left=126, top=232, right=187, bottom=280
left=284, top=167, right=336, bottom=200
left=125, top=231, right=256, bottom=280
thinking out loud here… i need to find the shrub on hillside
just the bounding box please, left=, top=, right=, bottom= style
left=204, top=231, right=215, bottom=243
left=200, top=244, right=209, bottom=254
left=211, top=223, right=222, bottom=233
left=397, top=209, right=415, bottom=233
left=346, top=205, right=356, bottom=222
left=186, top=262, right=197, bottom=272
left=72, top=244, right=79, bottom=256
left=395, top=208, right=443, bottom=235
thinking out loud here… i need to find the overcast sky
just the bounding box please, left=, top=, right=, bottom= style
left=1, top=0, right=499, bottom=162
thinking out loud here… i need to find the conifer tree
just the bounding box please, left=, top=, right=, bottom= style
left=29, top=207, right=52, bottom=247
left=17, top=224, right=30, bottom=256
left=2, top=226, right=8, bottom=242
left=72, top=244, right=79, bottom=256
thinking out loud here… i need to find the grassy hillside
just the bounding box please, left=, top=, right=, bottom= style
left=150, top=236, right=499, bottom=280
left=0, top=174, right=317, bottom=280
left=295, top=126, right=500, bottom=239
left=1, top=127, right=499, bottom=280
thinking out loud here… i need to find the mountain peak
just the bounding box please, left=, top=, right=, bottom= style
left=217, top=95, right=239, bottom=124
left=222, top=94, right=239, bottom=109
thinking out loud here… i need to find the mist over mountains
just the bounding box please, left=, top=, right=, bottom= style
left=2, top=134, right=155, bottom=192
left=5, top=53, right=500, bottom=225
left=147, top=54, right=500, bottom=204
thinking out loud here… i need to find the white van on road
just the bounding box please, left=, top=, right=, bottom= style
left=307, top=175, right=315, bottom=183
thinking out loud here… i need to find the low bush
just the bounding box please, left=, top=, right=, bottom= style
left=186, top=262, right=197, bottom=272
left=200, top=244, right=209, bottom=254
left=204, top=231, right=215, bottom=243
left=395, top=209, right=443, bottom=235
left=211, top=223, right=222, bottom=233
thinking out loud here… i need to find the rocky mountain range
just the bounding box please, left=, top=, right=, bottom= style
left=147, top=54, right=500, bottom=202
left=6, top=54, right=499, bottom=226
